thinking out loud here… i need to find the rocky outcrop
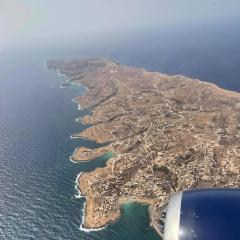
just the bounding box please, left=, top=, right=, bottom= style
left=49, top=58, right=240, bottom=234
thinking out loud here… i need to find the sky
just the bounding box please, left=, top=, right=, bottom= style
left=1, top=0, right=240, bottom=50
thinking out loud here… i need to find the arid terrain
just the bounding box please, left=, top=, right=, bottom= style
left=48, top=58, right=240, bottom=235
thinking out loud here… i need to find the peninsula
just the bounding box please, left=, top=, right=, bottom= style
left=48, top=58, right=240, bottom=235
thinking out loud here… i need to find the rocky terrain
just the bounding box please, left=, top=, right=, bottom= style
left=48, top=58, right=240, bottom=235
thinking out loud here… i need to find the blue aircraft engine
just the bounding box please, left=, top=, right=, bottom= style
left=163, top=189, right=240, bottom=240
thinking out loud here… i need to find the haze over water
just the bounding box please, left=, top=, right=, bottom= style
left=1, top=21, right=240, bottom=239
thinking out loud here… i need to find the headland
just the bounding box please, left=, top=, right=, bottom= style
left=48, top=58, right=240, bottom=235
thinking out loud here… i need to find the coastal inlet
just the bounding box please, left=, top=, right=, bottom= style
left=49, top=58, right=240, bottom=238
left=51, top=61, right=162, bottom=239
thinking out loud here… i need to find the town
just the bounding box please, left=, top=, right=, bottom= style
left=48, top=58, right=240, bottom=235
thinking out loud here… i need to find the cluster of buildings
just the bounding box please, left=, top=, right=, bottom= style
left=50, top=58, right=240, bottom=232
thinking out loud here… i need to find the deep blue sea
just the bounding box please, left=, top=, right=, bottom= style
left=1, top=20, right=240, bottom=239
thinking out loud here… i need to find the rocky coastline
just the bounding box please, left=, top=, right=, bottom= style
left=48, top=58, right=240, bottom=236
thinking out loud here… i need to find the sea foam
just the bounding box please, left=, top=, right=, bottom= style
left=75, top=172, right=108, bottom=232
left=69, top=148, right=79, bottom=164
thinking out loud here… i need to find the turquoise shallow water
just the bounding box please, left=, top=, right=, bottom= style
left=1, top=20, right=240, bottom=240
left=0, top=53, right=160, bottom=240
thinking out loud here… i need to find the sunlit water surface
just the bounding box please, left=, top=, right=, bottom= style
left=1, top=20, right=240, bottom=240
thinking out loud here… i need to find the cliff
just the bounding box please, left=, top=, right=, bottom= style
left=48, top=58, right=240, bottom=233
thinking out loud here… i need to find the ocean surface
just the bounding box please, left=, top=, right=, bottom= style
left=1, top=20, right=240, bottom=239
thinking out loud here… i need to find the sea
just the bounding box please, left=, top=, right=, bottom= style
left=1, top=19, right=240, bottom=240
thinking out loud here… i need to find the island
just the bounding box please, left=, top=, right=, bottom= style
left=48, top=58, right=240, bottom=236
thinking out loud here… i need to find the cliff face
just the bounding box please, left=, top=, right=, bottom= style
left=48, top=58, right=240, bottom=231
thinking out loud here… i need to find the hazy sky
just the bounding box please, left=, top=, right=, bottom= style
left=1, top=0, right=240, bottom=50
